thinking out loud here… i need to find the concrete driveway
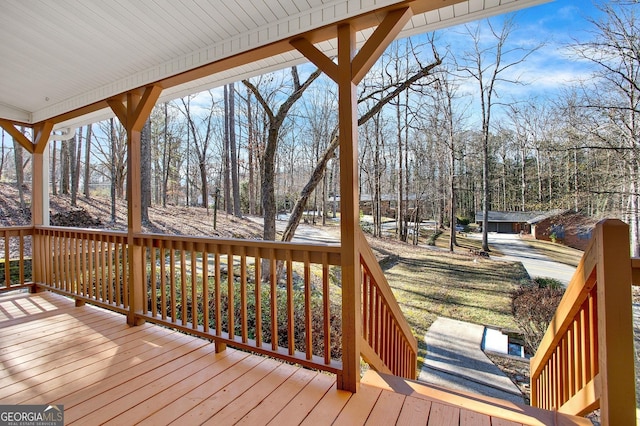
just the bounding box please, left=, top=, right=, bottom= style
left=482, top=233, right=576, bottom=285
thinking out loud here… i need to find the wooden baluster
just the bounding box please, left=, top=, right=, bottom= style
left=214, top=250, right=221, bottom=337
left=255, top=249, right=262, bottom=348
left=74, top=236, right=81, bottom=296
left=160, top=243, right=166, bottom=320
left=304, top=251, right=312, bottom=360
left=150, top=243, right=157, bottom=317
left=202, top=249, right=209, bottom=333
left=180, top=246, right=187, bottom=326
left=227, top=246, right=235, bottom=340
left=322, top=252, right=330, bottom=364
left=362, top=265, right=369, bottom=344
left=286, top=252, right=294, bottom=356
left=169, top=247, right=176, bottom=322
left=190, top=245, right=197, bottom=329
left=240, top=246, right=248, bottom=343
left=268, top=251, right=277, bottom=351
left=122, top=239, right=129, bottom=308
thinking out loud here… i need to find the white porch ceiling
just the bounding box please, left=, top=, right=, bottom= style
left=0, top=0, right=550, bottom=129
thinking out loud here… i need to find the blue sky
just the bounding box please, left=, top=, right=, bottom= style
left=410, top=0, right=609, bottom=126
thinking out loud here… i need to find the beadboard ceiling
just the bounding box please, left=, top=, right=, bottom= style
left=0, top=0, right=549, bottom=129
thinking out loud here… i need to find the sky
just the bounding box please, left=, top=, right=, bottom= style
left=93, top=0, right=614, bottom=143
left=396, top=0, right=610, bottom=127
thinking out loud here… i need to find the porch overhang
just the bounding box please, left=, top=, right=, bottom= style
left=1, top=0, right=550, bottom=131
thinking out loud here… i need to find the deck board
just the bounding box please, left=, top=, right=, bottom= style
left=0, top=291, right=592, bottom=425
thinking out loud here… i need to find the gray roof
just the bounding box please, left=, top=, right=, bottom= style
left=475, top=211, right=556, bottom=223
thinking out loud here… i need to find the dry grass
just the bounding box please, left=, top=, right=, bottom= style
left=365, top=236, right=527, bottom=367
left=516, top=236, right=584, bottom=267
left=433, top=229, right=503, bottom=255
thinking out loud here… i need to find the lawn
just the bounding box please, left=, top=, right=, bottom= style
left=368, top=237, right=528, bottom=367
left=517, top=237, right=584, bottom=267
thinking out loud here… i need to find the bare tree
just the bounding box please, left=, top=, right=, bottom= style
left=457, top=16, right=541, bottom=251
left=83, top=124, right=92, bottom=198
left=110, top=118, right=117, bottom=222
left=228, top=83, right=242, bottom=217
left=60, top=138, right=70, bottom=195
left=0, top=129, right=5, bottom=181
left=141, top=119, right=152, bottom=224
left=243, top=66, right=322, bottom=241
left=281, top=54, right=442, bottom=242
left=571, top=0, right=640, bottom=254
left=180, top=92, right=218, bottom=210
left=13, top=132, right=25, bottom=210
left=70, top=129, right=79, bottom=206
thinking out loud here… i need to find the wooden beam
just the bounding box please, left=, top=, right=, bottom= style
left=0, top=119, right=34, bottom=153
left=290, top=38, right=339, bottom=83
left=352, top=7, right=413, bottom=85
left=33, top=121, right=54, bottom=154
left=107, top=98, right=128, bottom=128
left=130, top=85, right=162, bottom=132
left=336, top=22, right=361, bottom=393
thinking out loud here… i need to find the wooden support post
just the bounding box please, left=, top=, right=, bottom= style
left=108, top=85, right=162, bottom=326
left=335, top=22, right=361, bottom=392
left=0, top=121, right=53, bottom=287
left=292, top=7, right=413, bottom=392
left=595, top=219, right=636, bottom=425
left=215, top=342, right=227, bottom=353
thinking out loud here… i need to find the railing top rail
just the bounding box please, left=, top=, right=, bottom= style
left=32, top=226, right=342, bottom=254
left=0, top=225, right=35, bottom=234
left=134, top=232, right=342, bottom=253
left=529, top=226, right=598, bottom=378
left=35, top=226, right=127, bottom=238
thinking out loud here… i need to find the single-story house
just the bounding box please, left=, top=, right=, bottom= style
left=474, top=210, right=560, bottom=234
left=530, top=210, right=597, bottom=251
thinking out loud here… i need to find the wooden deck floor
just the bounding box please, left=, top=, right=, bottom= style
left=0, top=291, right=590, bottom=425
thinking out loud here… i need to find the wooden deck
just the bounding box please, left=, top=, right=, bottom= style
left=0, top=291, right=589, bottom=425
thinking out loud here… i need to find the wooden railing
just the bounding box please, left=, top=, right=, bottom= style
left=33, top=227, right=129, bottom=313
left=4, top=224, right=418, bottom=387
left=0, top=226, right=33, bottom=291
left=530, top=219, right=636, bottom=426
left=134, top=233, right=342, bottom=372
left=358, top=230, right=417, bottom=379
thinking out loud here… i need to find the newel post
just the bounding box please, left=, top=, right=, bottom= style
left=108, top=85, right=162, bottom=326
left=595, top=219, right=636, bottom=425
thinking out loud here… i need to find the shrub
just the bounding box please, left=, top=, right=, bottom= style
left=512, top=279, right=565, bottom=354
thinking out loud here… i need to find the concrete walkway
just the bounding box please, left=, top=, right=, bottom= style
left=418, top=317, right=524, bottom=404
left=469, top=232, right=577, bottom=285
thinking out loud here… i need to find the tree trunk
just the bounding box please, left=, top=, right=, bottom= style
left=247, top=87, right=256, bottom=215
left=70, top=131, right=78, bottom=207
left=223, top=85, right=232, bottom=214
left=61, top=140, right=70, bottom=195
left=141, top=119, right=152, bottom=224
left=229, top=83, right=242, bottom=217
left=13, top=135, right=25, bottom=210
left=0, top=130, right=5, bottom=181
left=51, top=140, right=57, bottom=196
left=110, top=118, right=117, bottom=223
left=84, top=124, right=92, bottom=198
left=162, top=103, right=169, bottom=207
